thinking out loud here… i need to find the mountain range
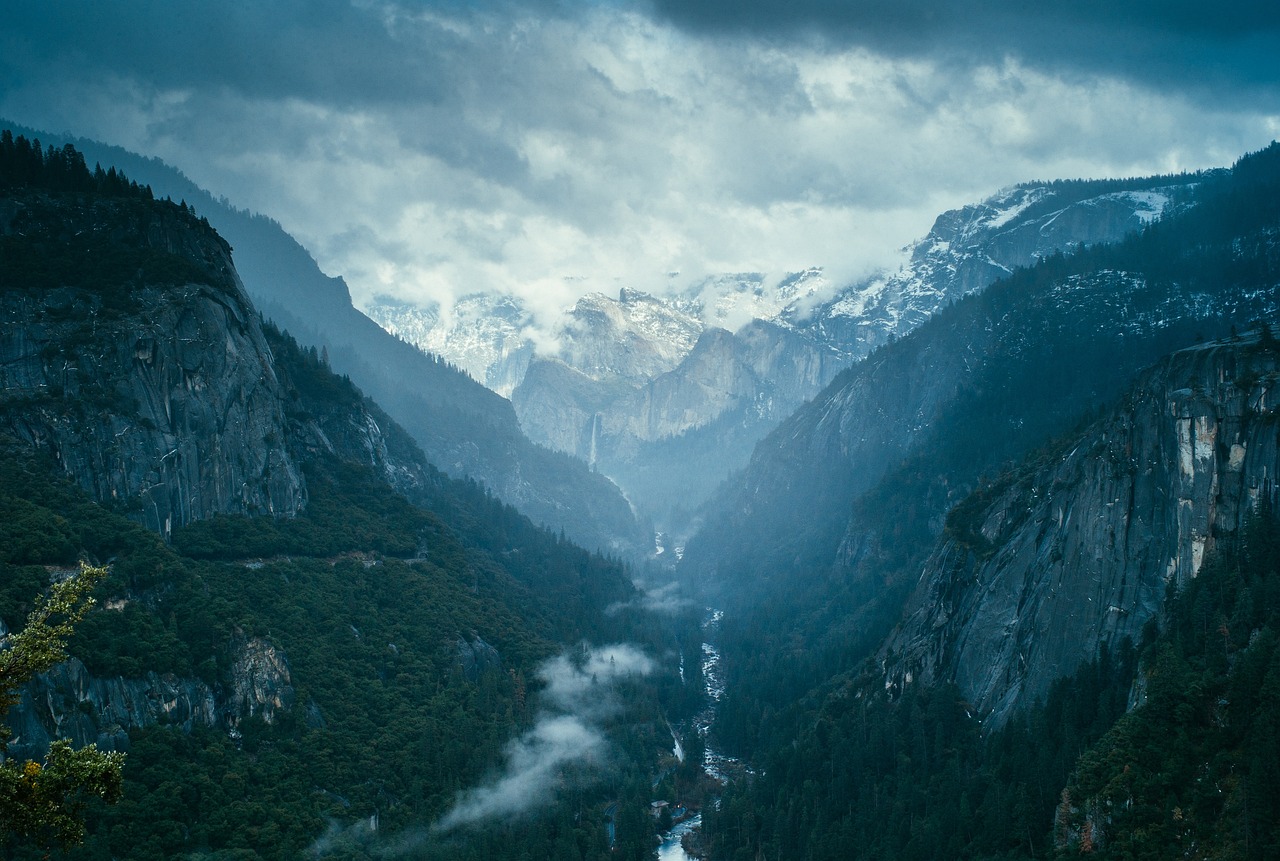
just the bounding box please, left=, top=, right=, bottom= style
left=367, top=173, right=1197, bottom=535
left=3, top=123, right=1280, bottom=860
left=0, top=121, right=646, bottom=557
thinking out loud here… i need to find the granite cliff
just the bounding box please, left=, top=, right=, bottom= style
left=0, top=190, right=306, bottom=538
left=2, top=625, right=292, bottom=764
left=0, top=121, right=646, bottom=556
left=884, top=335, right=1280, bottom=725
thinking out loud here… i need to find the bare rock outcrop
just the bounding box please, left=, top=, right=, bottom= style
left=883, top=337, right=1280, bottom=725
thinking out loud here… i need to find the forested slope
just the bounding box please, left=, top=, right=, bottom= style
left=0, top=137, right=695, bottom=859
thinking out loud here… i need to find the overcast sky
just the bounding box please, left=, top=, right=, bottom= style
left=2, top=1, right=1278, bottom=325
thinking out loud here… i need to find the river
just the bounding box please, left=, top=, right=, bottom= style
left=655, top=608, right=741, bottom=861
left=658, top=814, right=702, bottom=861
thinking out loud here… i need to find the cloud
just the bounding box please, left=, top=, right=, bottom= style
left=1, top=2, right=1276, bottom=342
left=435, top=643, right=654, bottom=831
left=435, top=715, right=604, bottom=830
left=647, top=0, right=1280, bottom=107
left=607, top=581, right=696, bottom=616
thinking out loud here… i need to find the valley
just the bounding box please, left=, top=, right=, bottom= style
left=3, top=124, right=1280, bottom=861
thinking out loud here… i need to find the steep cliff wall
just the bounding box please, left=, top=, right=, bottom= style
left=4, top=631, right=293, bottom=764
left=0, top=192, right=306, bottom=537
left=0, top=122, right=646, bottom=556
left=683, top=148, right=1280, bottom=603
left=884, top=337, right=1280, bottom=724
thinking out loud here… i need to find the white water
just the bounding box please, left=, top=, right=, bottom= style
left=658, top=814, right=702, bottom=861
left=654, top=608, right=743, bottom=860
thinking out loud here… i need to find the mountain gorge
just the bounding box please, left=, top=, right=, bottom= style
left=5, top=121, right=1280, bottom=861
left=683, top=143, right=1280, bottom=858
left=0, top=121, right=645, bottom=557
left=0, top=136, right=693, bottom=860
left=368, top=175, right=1199, bottom=534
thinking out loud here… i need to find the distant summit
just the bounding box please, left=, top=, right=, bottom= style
left=367, top=172, right=1200, bottom=534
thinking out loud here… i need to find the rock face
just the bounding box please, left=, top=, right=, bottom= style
left=2, top=122, right=646, bottom=556
left=4, top=632, right=294, bottom=763
left=0, top=194, right=306, bottom=538
left=506, top=180, right=1194, bottom=530
left=4, top=658, right=216, bottom=762
left=561, top=288, right=705, bottom=386
left=455, top=633, right=502, bottom=682
left=883, top=338, right=1280, bottom=725
left=226, top=629, right=295, bottom=727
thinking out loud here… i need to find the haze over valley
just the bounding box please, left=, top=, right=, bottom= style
left=3, top=2, right=1280, bottom=859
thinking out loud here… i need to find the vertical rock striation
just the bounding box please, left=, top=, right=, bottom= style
left=0, top=193, right=306, bottom=537
left=883, top=337, right=1280, bottom=725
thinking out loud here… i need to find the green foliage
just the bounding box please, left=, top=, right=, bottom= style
left=1, top=565, right=108, bottom=724
left=0, top=132, right=233, bottom=313
left=1, top=565, right=126, bottom=849
left=704, top=511, right=1280, bottom=861
left=0, top=422, right=685, bottom=860
left=173, top=459, right=431, bottom=561
left=0, top=497, right=77, bottom=565
left=0, top=131, right=151, bottom=199
left=705, top=641, right=1135, bottom=861
left=0, top=740, right=125, bottom=850
left=1058, top=509, right=1280, bottom=859
left=0, top=196, right=222, bottom=309
left=0, top=440, right=169, bottom=654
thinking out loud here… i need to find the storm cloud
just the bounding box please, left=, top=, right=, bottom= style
left=648, top=0, right=1280, bottom=106
left=2, top=1, right=1276, bottom=329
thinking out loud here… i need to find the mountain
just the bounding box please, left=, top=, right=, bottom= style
left=884, top=333, right=1280, bottom=725
left=687, top=147, right=1275, bottom=602
left=796, top=177, right=1185, bottom=352
left=0, top=120, right=645, bottom=556
left=0, top=138, right=689, bottom=859
left=685, top=143, right=1280, bottom=860
left=369, top=177, right=1198, bottom=535
left=682, top=143, right=1280, bottom=764
left=0, top=161, right=306, bottom=538
left=364, top=292, right=535, bottom=397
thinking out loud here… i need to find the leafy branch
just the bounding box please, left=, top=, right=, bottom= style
left=1, top=564, right=126, bottom=848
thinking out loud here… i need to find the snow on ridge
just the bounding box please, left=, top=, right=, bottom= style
left=981, top=186, right=1051, bottom=230
left=1116, top=190, right=1171, bottom=223
left=363, top=293, right=533, bottom=395
left=364, top=177, right=1176, bottom=400
left=685, top=268, right=831, bottom=332
left=826, top=278, right=888, bottom=319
